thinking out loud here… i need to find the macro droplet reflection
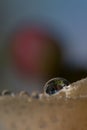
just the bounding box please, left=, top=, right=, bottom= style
left=44, top=77, right=70, bottom=96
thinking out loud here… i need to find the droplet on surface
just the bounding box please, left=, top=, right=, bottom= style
left=19, top=91, right=30, bottom=97
left=44, top=77, right=70, bottom=96
left=31, top=92, right=39, bottom=99
left=1, top=89, right=14, bottom=96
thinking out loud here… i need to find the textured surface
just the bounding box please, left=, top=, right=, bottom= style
left=0, top=77, right=87, bottom=130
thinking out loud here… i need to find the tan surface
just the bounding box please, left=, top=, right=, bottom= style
left=0, top=77, right=87, bottom=130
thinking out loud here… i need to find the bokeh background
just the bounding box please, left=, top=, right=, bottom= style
left=0, top=0, right=87, bottom=93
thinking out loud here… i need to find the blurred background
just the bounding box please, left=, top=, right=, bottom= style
left=0, top=0, right=87, bottom=93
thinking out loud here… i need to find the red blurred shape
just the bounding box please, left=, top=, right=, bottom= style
left=10, top=25, right=62, bottom=79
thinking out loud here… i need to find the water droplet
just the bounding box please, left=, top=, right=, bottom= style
left=44, top=77, right=70, bottom=96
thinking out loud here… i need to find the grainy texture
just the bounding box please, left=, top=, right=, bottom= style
left=0, top=77, right=87, bottom=130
